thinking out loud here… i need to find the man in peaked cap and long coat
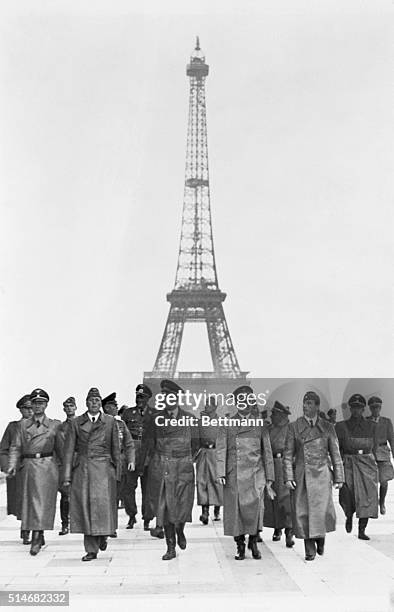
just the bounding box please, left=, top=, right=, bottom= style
left=7, top=388, right=62, bottom=556
left=216, top=385, right=275, bottom=561
left=336, top=394, right=379, bottom=540
left=283, top=391, right=344, bottom=561
left=57, top=396, right=77, bottom=536
left=366, top=396, right=394, bottom=515
left=263, top=401, right=294, bottom=548
left=121, top=384, right=155, bottom=530
left=145, top=379, right=198, bottom=560
left=62, top=387, right=120, bottom=561
left=102, top=392, right=135, bottom=530
left=0, top=395, right=33, bottom=545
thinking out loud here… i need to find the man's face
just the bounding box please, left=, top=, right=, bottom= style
left=369, top=404, right=381, bottom=419
left=163, top=390, right=179, bottom=412
left=271, top=410, right=287, bottom=426
left=303, top=400, right=319, bottom=419
left=136, top=394, right=148, bottom=409
left=350, top=405, right=364, bottom=419
left=20, top=405, right=33, bottom=419
left=86, top=396, right=102, bottom=414
left=104, top=401, right=118, bottom=417
left=63, top=404, right=77, bottom=418
left=32, top=399, right=48, bottom=417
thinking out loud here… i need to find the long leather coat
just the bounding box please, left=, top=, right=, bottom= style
left=63, top=412, right=120, bottom=536
left=8, top=416, right=62, bottom=530
left=0, top=420, right=22, bottom=517
left=216, top=416, right=274, bottom=537
left=195, top=411, right=223, bottom=506
left=283, top=416, right=344, bottom=539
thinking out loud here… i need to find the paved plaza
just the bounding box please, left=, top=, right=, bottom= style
left=0, top=482, right=394, bottom=612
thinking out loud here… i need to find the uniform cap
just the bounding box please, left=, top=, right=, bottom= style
left=272, top=400, right=291, bottom=415
left=233, top=385, right=254, bottom=398
left=136, top=384, right=152, bottom=398
left=348, top=393, right=366, bottom=407
left=102, top=392, right=117, bottom=408
left=327, top=408, right=336, bottom=417
left=63, top=396, right=76, bottom=407
left=368, top=396, right=382, bottom=406
left=160, top=379, right=184, bottom=394
left=303, top=391, right=320, bottom=405
left=86, top=387, right=101, bottom=400
left=16, top=394, right=31, bottom=409
left=30, top=388, right=49, bottom=402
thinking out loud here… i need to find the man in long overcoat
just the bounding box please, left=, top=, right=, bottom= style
left=57, top=396, right=77, bottom=536
left=366, top=396, right=394, bottom=515
left=283, top=391, right=344, bottom=561
left=145, top=379, right=198, bottom=560
left=216, top=385, right=275, bottom=561
left=336, top=393, right=379, bottom=540
left=0, top=395, right=33, bottom=545
left=62, top=387, right=121, bottom=561
left=263, top=401, right=294, bottom=548
left=7, top=388, right=62, bottom=556
left=195, top=397, right=223, bottom=524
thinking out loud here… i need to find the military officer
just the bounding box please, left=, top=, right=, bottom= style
left=121, top=384, right=154, bottom=530
left=263, top=401, right=294, bottom=547
left=62, top=387, right=121, bottom=561
left=335, top=394, right=379, bottom=540
left=57, top=396, right=77, bottom=536
left=102, top=392, right=135, bottom=530
left=284, top=391, right=344, bottom=561
left=0, top=395, right=33, bottom=544
left=145, top=379, right=198, bottom=560
left=195, top=397, right=223, bottom=524
left=7, top=388, right=62, bottom=556
left=216, top=385, right=275, bottom=561
left=327, top=409, right=337, bottom=425
left=367, top=396, right=394, bottom=515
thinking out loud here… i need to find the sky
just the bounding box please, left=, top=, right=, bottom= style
left=1, top=0, right=393, bottom=424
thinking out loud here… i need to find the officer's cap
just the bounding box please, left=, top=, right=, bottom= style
left=368, top=396, right=382, bottom=407
left=86, top=387, right=101, bottom=400
left=102, top=392, right=117, bottom=408
left=16, top=394, right=31, bottom=409
left=272, top=400, right=291, bottom=415
left=63, top=396, right=76, bottom=407
left=160, top=379, right=184, bottom=394
left=30, top=388, right=49, bottom=402
left=136, top=384, right=152, bottom=398
left=348, top=394, right=366, bottom=407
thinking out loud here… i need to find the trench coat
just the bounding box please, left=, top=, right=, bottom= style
left=283, top=416, right=344, bottom=539
left=145, top=408, right=198, bottom=525
left=336, top=417, right=379, bottom=518
left=366, top=415, right=394, bottom=483
left=8, top=416, right=62, bottom=531
left=216, top=416, right=275, bottom=537
left=0, top=420, right=22, bottom=517
left=62, top=412, right=120, bottom=536
left=195, top=411, right=223, bottom=506
left=263, top=422, right=292, bottom=529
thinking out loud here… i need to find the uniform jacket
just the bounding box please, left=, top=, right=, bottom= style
left=216, top=414, right=274, bottom=537
left=122, top=405, right=155, bottom=473
left=8, top=415, right=62, bottom=530
left=115, top=417, right=135, bottom=479
left=263, top=422, right=292, bottom=529
left=283, top=416, right=344, bottom=539
left=366, top=415, right=394, bottom=462
left=63, top=412, right=120, bottom=536
left=195, top=410, right=223, bottom=506
left=0, top=420, right=22, bottom=517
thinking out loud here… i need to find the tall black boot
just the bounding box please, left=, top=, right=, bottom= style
left=59, top=495, right=69, bottom=535
left=249, top=534, right=261, bottom=559
left=199, top=505, right=209, bottom=525
left=304, top=538, right=316, bottom=561
left=285, top=527, right=295, bottom=548
left=380, top=483, right=388, bottom=515
left=175, top=522, right=187, bottom=549
left=358, top=518, right=370, bottom=540
left=30, top=531, right=42, bottom=556
left=21, top=530, right=31, bottom=545
left=41, top=531, right=45, bottom=546
left=345, top=513, right=353, bottom=533
left=234, top=535, right=246, bottom=560
left=214, top=506, right=221, bottom=521
left=316, top=537, right=325, bottom=556
left=162, top=524, right=176, bottom=560
left=272, top=528, right=282, bottom=542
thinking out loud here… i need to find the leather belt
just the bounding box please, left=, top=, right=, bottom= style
left=345, top=450, right=369, bottom=455
left=158, top=451, right=191, bottom=459
left=202, top=443, right=215, bottom=449
left=274, top=452, right=283, bottom=458
left=22, top=452, right=53, bottom=459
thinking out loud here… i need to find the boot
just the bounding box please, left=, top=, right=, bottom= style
left=256, top=532, right=263, bottom=543
left=345, top=514, right=353, bottom=533
left=41, top=531, right=45, bottom=546
left=126, top=517, right=136, bottom=529
left=21, top=530, right=31, bottom=545
left=99, top=536, right=108, bottom=551
left=272, top=528, right=282, bottom=542
left=199, top=505, right=209, bottom=525
left=234, top=535, right=245, bottom=560
left=30, top=531, right=42, bottom=556
left=59, top=495, right=69, bottom=535
left=175, top=523, right=187, bottom=549
left=285, top=528, right=294, bottom=548
left=316, top=537, right=325, bottom=556
left=380, top=483, right=388, bottom=515
left=358, top=518, right=370, bottom=540
left=59, top=524, right=69, bottom=536
left=304, top=538, right=316, bottom=561
left=143, top=519, right=150, bottom=531
left=162, top=524, right=176, bottom=560
left=150, top=525, right=165, bottom=539
left=214, top=506, right=221, bottom=521
left=249, top=534, right=261, bottom=560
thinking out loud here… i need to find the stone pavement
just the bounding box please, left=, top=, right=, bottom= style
left=0, top=482, right=394, bottom=612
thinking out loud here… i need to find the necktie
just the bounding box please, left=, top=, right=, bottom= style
left=92, top=417, right=95, bottom=424
left=309, top=419, right=314, bottom=428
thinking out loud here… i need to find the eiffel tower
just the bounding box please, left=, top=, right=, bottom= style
left=144, top=39, right=247, bottom=394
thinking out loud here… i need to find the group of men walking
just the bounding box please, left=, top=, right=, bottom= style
left=0, top=382, right=393, bottom=564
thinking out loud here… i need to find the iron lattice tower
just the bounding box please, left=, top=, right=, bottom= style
left=150, top=39, right=245, bottom=380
